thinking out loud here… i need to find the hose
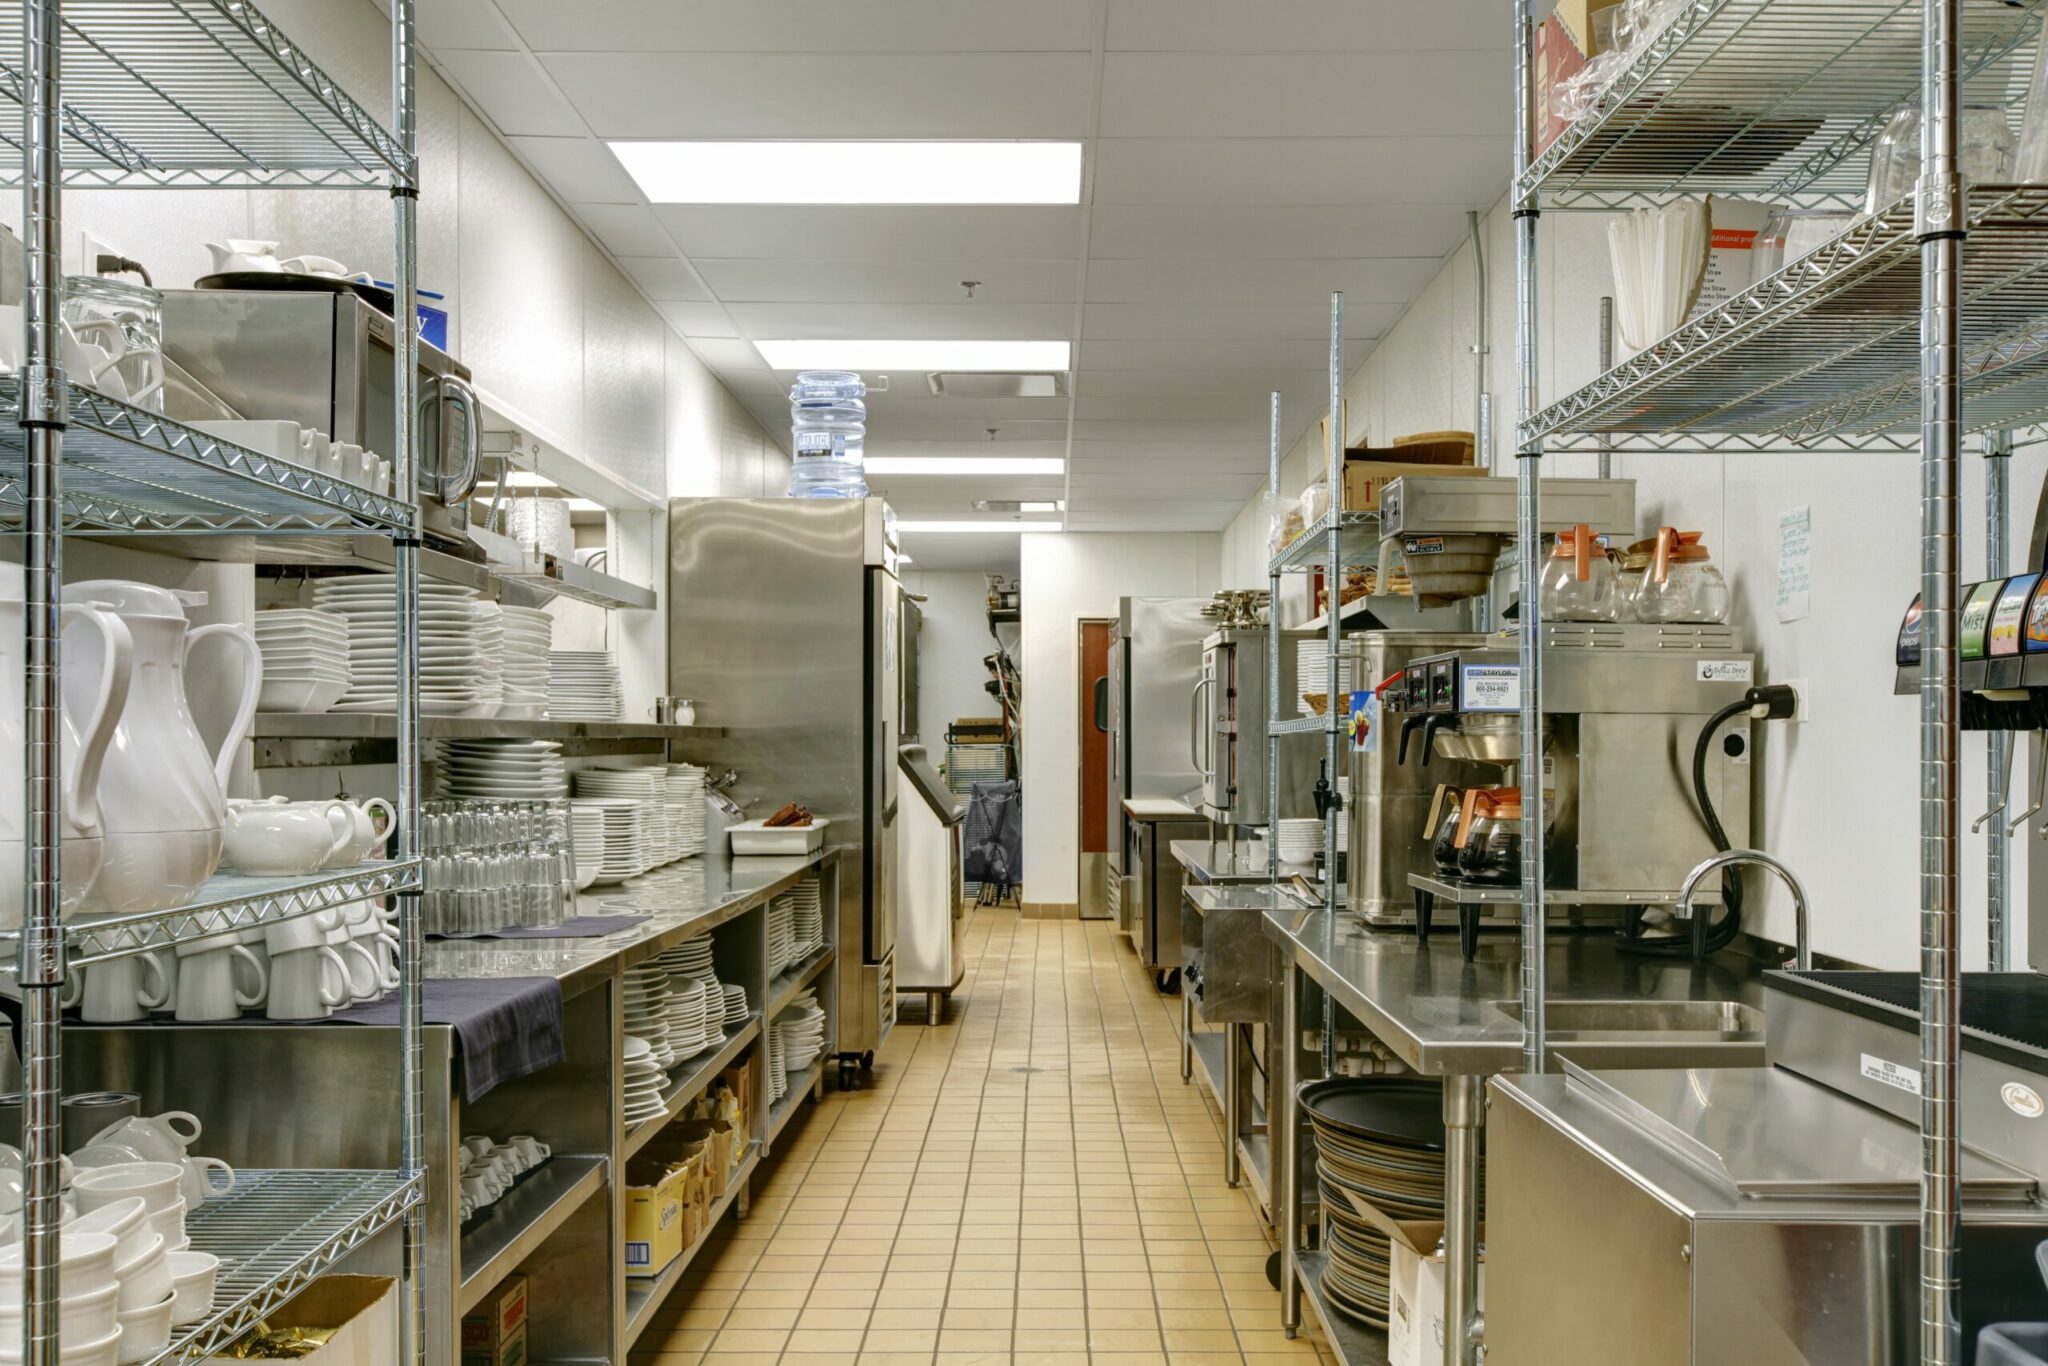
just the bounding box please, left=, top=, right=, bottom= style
left=1620, top=695, right=1754, bottom=956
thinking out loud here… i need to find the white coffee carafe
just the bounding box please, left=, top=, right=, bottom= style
left=62, top=582, right=260, bottom=915
left=0, top=567, right=133, bottom=929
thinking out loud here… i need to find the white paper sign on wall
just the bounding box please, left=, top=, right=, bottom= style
left=1778, top=505, right=1812, bottom=623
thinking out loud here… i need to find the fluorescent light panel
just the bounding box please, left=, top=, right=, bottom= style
left=474, top=471, right=557, bottom=490
left=898, top=520, right=1061, bottom=534
left=608, top=141, right=1083, bottom=205
left=864, top=456, right=1065, bottom=475
left=754, top=339, right=1070, bottom=372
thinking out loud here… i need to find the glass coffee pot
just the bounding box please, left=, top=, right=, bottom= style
left=1629, top=526, right=1730, bottom=624
left=1454, top=787, right=1525, bottom=885
left=1538, top=523, right=1622, bottom=622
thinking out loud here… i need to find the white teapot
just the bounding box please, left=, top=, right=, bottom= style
left=203, top=240, right=362, bottom=279
left=324, top=797, right=395, bottom=868
left=0, top=567, right=133, bottom=929
left=223, top=799, right=351, bottom=876
left=62, top=582, right=259, bottom=914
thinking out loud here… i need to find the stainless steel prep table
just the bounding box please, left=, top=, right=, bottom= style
left=68, top=850, right=838, bottom=1366
left=1170, top=838, right=1311, bottom=886
left=1260, top=907, right=1770, bottom=1365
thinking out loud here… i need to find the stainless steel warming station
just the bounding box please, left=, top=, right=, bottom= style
left=1104, top=597, right=1210, bottom=933
left=669, top=497, right=901, bottom=1083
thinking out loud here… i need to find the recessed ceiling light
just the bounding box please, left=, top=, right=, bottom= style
left=866, top=457, right=1065, bottom=475
left=607, top=141, right=1084, bottom=205
left=897, top=520, right=1061, bottom=534
left=563, top=497, right=607, bottom=514
left=474, top=471, right=557, bottom=490
left=973, top=498, right=1065, bottom=512
left=754, top=340, right=1070, bottom=372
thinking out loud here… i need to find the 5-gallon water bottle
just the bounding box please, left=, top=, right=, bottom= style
left=788, top=370, right=868, bottom=499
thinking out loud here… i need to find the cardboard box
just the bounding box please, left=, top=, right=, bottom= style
left=461, top=1322, right=527, bottom=1366
left=1533, top=11, right=1593, bottom=154
left=211, top=1276, right=397, bottom=1366
left=1333, top=1190, right=1485, bottom=1366
left=624, top=1150, right=695, bottom=1277
left=461, top=1275, right=526, bottom=1354
left=1341, top=459, right=1485, bottom=513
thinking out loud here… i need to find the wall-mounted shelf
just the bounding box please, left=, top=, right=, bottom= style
left=1267, top=509, right=1382, bottom=575
left=490, top=552, right=658, bottom=611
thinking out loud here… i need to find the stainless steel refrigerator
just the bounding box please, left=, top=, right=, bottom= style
left=1101, top=597, right=1211, bottom=927
left=669, top=497, right=900, bottom=1081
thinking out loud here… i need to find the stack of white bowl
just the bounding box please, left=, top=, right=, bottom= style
left=1276, top=817, right=1325, bottom=865
left=497, top=605, right=553, bottom=719
left=252, top=609, right=348, bottom=714
left=774, top=989, right=826, bottom=1077
left=621, top=1037, right=667, bottom=1125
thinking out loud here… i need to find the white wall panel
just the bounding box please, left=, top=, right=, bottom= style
left=581, top=236, right=668, bottom=495
left=902, top=571, right=1001, bottom=747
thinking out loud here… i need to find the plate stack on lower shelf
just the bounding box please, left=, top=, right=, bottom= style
left=621, top=1037, right=667, bottom=1125
left=623, top=964, right=678, bottom=1068
left=1304, top=1076, right=1474, bottom=1329
left=768, top=988, right=826, bottom=1104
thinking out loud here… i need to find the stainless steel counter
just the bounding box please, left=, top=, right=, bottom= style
left=1171, top=839, right=1313, bottom=886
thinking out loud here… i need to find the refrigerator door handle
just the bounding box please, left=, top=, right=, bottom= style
left=1189, top=675, right=1213, bottom=776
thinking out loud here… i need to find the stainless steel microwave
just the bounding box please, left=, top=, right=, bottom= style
left=160, top=289, right=481, bottom=544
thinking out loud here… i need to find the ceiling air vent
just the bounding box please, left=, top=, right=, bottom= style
left=926, top=371, right=1067, bottom=399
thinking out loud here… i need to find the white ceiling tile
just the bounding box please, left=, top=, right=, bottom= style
left=540, top=53, right=1097, bottom=138
left=505, top=136, right=643, bottom=203
left=1083, top=257, right=1442, bottom=305
left=498, top=0, right=1107, bottom=51
left=1081, top=302, right=1398, bottom=341
left=1106, top=0, right=1505, bottom=52
left=659, top=302, right=743, bottom=337
left=657, top=206, right=1084, bottom=260
left=721, top=302, right=1077, bottom=341
left=570, top=203, right=677, bottom=256
left=862, top=391, right=1071, bottom=424
left=616, top=256, right=714, bottom=302
left=431, top=50, right=586, bottom=136
left=719, top=371, right=787, bottom=397
left=1089, top=205, right=1472, bottom=259
left=1075, top=393, right=1300, bottom=421
left=695, top=258, right=1080, bottom=305
left=1079, top=337, right=1369, bottom=371
left=683, top=337, right=775, bottom=373
left=864, top=423, right=1073, bottom=446
left=1101, top=53, right=1508, bottom=139
left=412, top=0, right=522, bottom=50
left=1092, top=137, right=1506, bottom=207
left=1076, top=369, right=1328, bottom=399
left=1069, top=420, right=1267, bottom=444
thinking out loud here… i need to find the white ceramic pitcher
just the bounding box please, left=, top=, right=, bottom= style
left=0, top=566, right=133, bottom=929
left=63, top=583, right=259, bottom=915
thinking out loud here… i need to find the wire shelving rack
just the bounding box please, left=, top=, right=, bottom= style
left=5, top=0, right=428, bottom=1363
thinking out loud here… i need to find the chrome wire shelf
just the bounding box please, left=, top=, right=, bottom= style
left=489, top=555, right=658, bottom=612
left=1267, top=509, right=1382, bottom=575
left=0, top=0, right=406, bottom=189
left=1522, top=186, right=2048, bottom=447
left=158, top=1168, right=421, bottom=1365
left=1269, top=715, right=1339, bottom=737
left=0, top=381, right=415, bottom=534
left=1522, top=0, right=2046, bottom=209
left=3, top=860, right=422, bottom=968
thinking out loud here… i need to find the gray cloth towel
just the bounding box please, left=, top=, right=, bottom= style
left=329, top=976, right=565, bottom=1102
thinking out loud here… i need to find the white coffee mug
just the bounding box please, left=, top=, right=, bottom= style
left=61, top=954, right=169, bottom=1024
left=265, top=946, right=349, bottom=1020
left=172, top=944, right=265, bottom=1022
left=264, top=907, right=344, bottom=956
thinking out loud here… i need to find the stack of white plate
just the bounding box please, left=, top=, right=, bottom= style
left=621, top=1037, right=667, bottom=1124
left=1336, top=777, right=1350, bottom=854
left=624, top=964, right=676, bottom=1067
left=721, top=982, right=748, bottom=1027
left=574, top=768, right=678, bottom=864
left=667, top=765, right=707, bottom=856
left=569, top=805, right=605, bottom=890
left=437, top=739, right=568, bottom=800
left=253, top=608, right=350, bottom=713
left=775, top=989, right=827, bottom=1074
left=497, top=605, right=553, bottom=720
left=571, top=798, right=653, bottom=883
left=549, top=651, right=622, bottom=721
left=1296, top=639, right=1357, bottom=716
left=791, top=876, right=823, bottom=956
left=666, top=977, right=712, bottom=1060
left=313, top=576, right=501, bottom=715
left=767, top=1024, right=788, bottom=1103
left=1277, top=817, right=1325, bottom=864
left=660, top=934, right=716, bottom=986
left=768, top=894, right=799, bottom=974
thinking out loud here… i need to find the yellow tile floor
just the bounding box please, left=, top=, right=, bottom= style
left=634, top=908, right=1334, bottom=1366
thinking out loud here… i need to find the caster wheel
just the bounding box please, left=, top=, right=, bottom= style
left=1155, top=968, right=1180, bottom=994
left=1266, top=1250, right=1283, bottom=1289
left=860, top=1050, right=875, bottom=1071
left=836, top=1061, right=855, bottom=1091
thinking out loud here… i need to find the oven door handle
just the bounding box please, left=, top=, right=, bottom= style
left=436, top=372, right=484, bottom=505
left=1190, top=675, right=1214, bottom=777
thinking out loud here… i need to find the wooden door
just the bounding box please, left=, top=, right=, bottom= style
left=1080, top=619, right=1113, bottom=855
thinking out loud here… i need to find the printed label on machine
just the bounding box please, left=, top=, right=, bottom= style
left=1350, top=691, right=1376, bottom=752
left=1860, top=1053, right=1922, bottom=1097
left=1696, top=660, right=1754, bottom=684
left=1460, top=664, right=1520, bottom=712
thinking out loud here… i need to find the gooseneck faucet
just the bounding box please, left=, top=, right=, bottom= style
left=1677, top=848, right=1810, bottom=970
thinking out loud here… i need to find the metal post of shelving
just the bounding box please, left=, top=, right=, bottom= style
left=1320, top=293, right=1341, bottom=1084
left=17, top=0, right=64, bottom=1358
left=389, top=0, right=426, bottom=1361
left=1986, top=430, right=2013, bottom=971
left=1597, top=297, right=1615, bottom=481
left=1511, top=0, right=1546, bottom=1087
left=1268, top=390, right=1281, bottom=896
left=1918, top=0, right=1965, bottom=1358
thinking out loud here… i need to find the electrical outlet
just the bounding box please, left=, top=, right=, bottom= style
left=78, top=231, right=122, bottom=278
left=1780, top=678, right=1810, bottom=722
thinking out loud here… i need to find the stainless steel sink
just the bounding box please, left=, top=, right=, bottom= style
left=1489, top=998, right=1768, bottom=1068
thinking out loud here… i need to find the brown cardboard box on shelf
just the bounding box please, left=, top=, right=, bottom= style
left=675, top=1117, right=738, bottom=1196
left=460, top=1275, right=527, bottom=1356
left=1533, top=9, right=1594, bottom=154
left=461, top=1322, right=527, bottom=1366
left=1389, top=431, right=1477, bottom=466
left=1341, top=459, right=1486, bottom=513
left=209, top=1275, right=397, bottom=1366
left=624, top=1147, right=696, bottom=1277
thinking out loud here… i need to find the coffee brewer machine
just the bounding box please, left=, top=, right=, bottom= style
left=1379, top=623, right=1755, bottom=957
